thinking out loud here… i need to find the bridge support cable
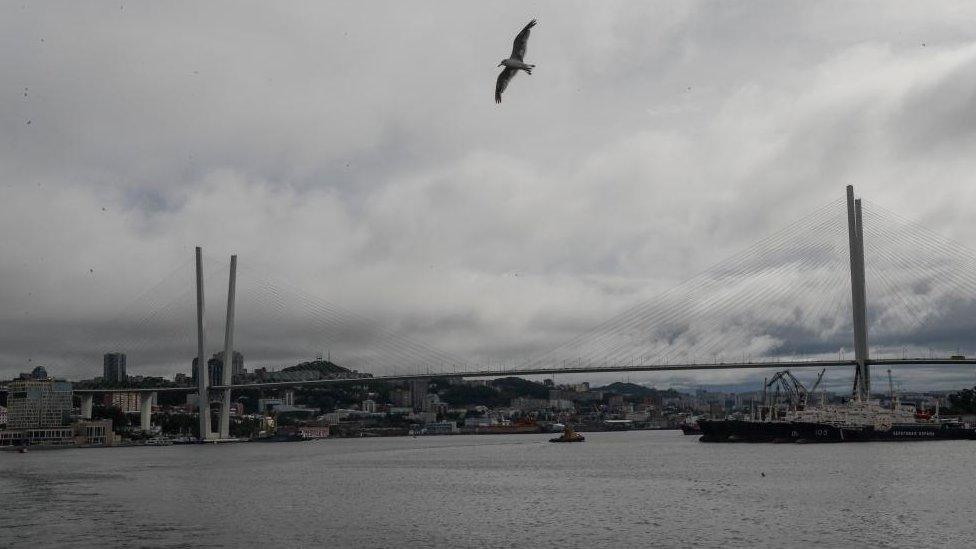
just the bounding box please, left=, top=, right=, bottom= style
left=231, top=279, right=450, bottom=375
left=651, top=219, right=851, bottom=365
left=529, top=202, right=847, bottom=369
left=601, top=222, right=851, bottom=368
left=858, top=200, right=976, bottom=359
left=519, top=198, right=854, bottom=373
left=241, top=275, right=473, bottom=373
left=227, top=260, right=478, bottom=376
left=571, top=213, right=845, bottom=366
left=548, top=214, right=846, bottom=369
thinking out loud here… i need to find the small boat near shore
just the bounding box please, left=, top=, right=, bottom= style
left=144, top=437, right=174, bottom=446
left=550, top=425, right=585, bottom=443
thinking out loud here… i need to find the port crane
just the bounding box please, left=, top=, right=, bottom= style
left=763, top=368, right=826, bottom=415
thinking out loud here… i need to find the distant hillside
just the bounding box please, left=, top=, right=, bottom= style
left=439, top=376, right=550, bottom=407
left=596, top=382, right=678, bottom=398
left=282, top=360, right=351, bottom=375
left=491, top=377, right=550, bottom=399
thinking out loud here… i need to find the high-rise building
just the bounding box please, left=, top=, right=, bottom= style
left=192, top=351, right=244, bottom=385
left=103, top=353, right=127, bottom=383
left=7, top=377, right=73, bottom=430
left=102, top=392, right=141, bottom=413
left=409, top=380, right=429, bottom=411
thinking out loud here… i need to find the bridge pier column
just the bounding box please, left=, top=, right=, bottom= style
left=195, top=247, right=212, bottom=441
left=80, top=394, right=93, bottom=420
left=140, top=392, right=156, bottom=432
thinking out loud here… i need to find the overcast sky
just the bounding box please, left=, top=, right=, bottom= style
left=4, top=2, right=976, bottom=391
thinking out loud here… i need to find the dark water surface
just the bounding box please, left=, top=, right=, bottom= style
left=2, top=431, right=974, bottom=548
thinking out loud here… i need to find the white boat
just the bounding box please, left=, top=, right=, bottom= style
left=144, top=437, right=174, bottom=446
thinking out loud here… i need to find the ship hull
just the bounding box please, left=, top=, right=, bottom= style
left=699, top=419, right=976, bottom=443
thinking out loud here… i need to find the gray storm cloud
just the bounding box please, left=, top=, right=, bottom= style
left=3, top=2, right=976, bottom=391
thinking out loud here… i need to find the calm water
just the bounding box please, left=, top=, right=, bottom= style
left=2, top=431, right=974, bottom=548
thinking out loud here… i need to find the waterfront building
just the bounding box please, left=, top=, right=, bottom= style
left=427, top=421, right=458, bottom=434
left=423, top=394, right=448, bottom=415
left=320, top=411, right=342, bottom=425
left=0, top=420, right=115, bottom=448
left=390, top=388, right=412, bottom=408
left=549, top=399, right=575, bottom=412
left=625, top=410, right=650, bottom=422
left=73, top=420, right=115, bottom=446
left=511, top=397, right=548, bottom=412
left=296, top=425, right=330, bottom=439
left=0, top=405, right=7, bottom=426
left=409, top=411, right=438, bottom=424
left=257, top=397, right=318, bottom=416
left=0, top=430, right=20, bottom=445
left=7, top=376, right=73, bottom=430
left=0, top=426, right=75, bottom=446
left=464, top=416, right=498, bottom=428
left=2, top=370, right=78, bottom=446
left=102, top=352, right=127, bottom=383
left=362, top=399, right=377, bottom=413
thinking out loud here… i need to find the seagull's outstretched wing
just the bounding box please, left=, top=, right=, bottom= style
left=495, top=67, right=518, bottom=103
left=510, top=19, right=536, bottom=61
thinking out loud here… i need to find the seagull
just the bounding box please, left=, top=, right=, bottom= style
left=495, top=19, right=537, bottom=104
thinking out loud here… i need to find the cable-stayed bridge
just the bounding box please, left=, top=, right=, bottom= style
left=56, top=185, right=976, bottom=439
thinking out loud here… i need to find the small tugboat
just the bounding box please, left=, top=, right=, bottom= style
left=549, top=424, right=585, bottom=443
left=680, top=416, right=703, bottom=435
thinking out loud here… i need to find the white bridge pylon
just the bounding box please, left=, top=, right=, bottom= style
left=846, top=185, right=871, bottom=400
left=195, top=246, right=238, bottom=441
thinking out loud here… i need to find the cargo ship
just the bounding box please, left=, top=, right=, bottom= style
left=699, top=369, right=976, bottom=443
